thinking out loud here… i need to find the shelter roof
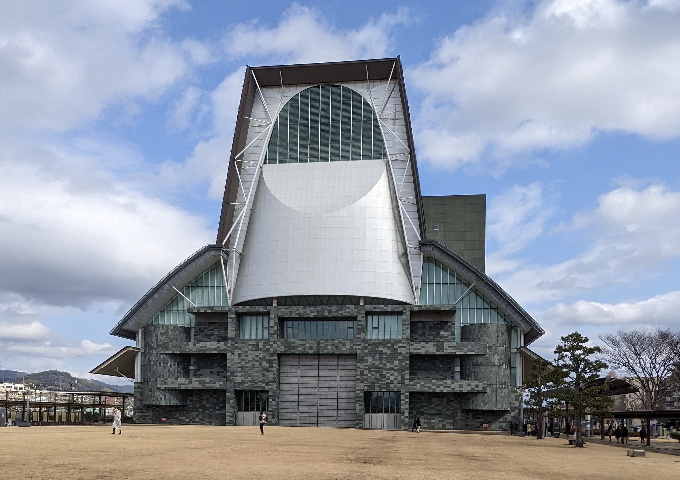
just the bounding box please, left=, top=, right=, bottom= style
left=90, top=346, right=139, bottom=379
left=546, top=377, right=639, bottom=397
left=608, top=409, right=680, bottom=419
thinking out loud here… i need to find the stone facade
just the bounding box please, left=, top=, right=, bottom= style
left=134, top=304, right=521, bottom=430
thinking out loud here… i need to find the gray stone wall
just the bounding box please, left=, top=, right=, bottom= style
left=134, top=386, right=226, bottom=425
left=409, top=393, right=461, bottom=430
left=410, top=355, right=455, bottom=381
left=461, top=323, right=512, bottom=410
left=135, top=304, right=519, bottom=430
left=410, top=321, right=455, bottom=342
left=140, top=324, right=189, bottom=406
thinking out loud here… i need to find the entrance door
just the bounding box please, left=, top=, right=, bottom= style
left=279, top=355, right=356, bottom=427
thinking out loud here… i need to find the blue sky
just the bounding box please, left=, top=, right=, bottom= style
left=1, top=0, right=679, bottom=383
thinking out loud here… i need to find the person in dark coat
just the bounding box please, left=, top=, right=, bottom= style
left=614, top=425, right=621, bottom=444
left=622, top=424, right=629, bottom=445
left=606, top=423, right=613, bottom=442
left=640, top=426, right=647, bottom=444
left=411, top=416, right=421, bottom=433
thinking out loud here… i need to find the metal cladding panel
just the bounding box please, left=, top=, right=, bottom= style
left=279, top=355, right=357, bottom=427
left=222, top=70, right=423, bottom=303
left=232, top=160, right=414, bottom=304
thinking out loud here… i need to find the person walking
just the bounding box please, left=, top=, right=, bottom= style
left=112, top=407, right=122, bottom=435
left=622, top=424, right=629, bottom=445
left=411, top=416, right=421, bottom=433
left=614, top=424, right=621, bottom=444
left=640, top=426, right=646, bottom=444
left=259, top=410, right=267, bottom=435
left=606, top=423, right=613, bottom=442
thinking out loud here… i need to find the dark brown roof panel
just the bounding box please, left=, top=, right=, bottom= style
left=251, top=58, right=399, bottom=87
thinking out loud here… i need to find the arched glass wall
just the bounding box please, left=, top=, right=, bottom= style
left=150, top=262, right=228, bottom=327
left=266, top=84, right=385, bottom=164
left=420, top=257, right=510, bottom=325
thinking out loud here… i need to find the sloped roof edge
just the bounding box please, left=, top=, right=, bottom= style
left=420, top=240, right=544, bottom=345
left=90, top=346, right=139, bottom=379
left=110, top=245, right=228, bottom=339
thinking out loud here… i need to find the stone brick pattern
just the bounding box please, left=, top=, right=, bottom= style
left=135, top=305, right=519, bottom=431
left=410, top=321, right=454, bottom=342
left=461, top=323, right=512, bottom=410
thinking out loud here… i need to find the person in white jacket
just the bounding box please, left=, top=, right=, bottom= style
left=112, top=407, right=122, bottom=435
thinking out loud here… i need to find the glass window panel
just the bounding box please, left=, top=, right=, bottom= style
left=278, top=102, right=289, bottom=163
left=308, top=86, right=320, bottom=162
left=373, top=120, right=384, bottom=159
left=329, top=118, right=341, bottom=161
left=288, top=95, right=300, bottom=162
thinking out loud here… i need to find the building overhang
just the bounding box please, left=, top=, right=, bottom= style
left=420, top=240, right=545, bottom=345
left=90, top=346, right=139, bottom=379
left=110, top=245, right=229, bottom=339
left=518, top=346, right=552, bottom=379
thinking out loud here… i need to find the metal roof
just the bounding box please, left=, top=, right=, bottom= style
left=420, top=240, right=545, bottom=344
left=110, top=245, right=228, bottom=339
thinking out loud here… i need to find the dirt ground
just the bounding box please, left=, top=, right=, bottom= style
left=1, top=425, right=679, bottom=480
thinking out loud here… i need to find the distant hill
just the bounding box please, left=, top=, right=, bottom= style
left=0, top=369, right=133, bottom=393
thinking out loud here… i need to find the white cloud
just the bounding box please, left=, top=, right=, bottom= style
left=544, top=290, right=680, bottom=327
left=0, top=298, right=117, bottom=377
left=0, top=0, right=201, bottom=131
left=224, top=4, right=411, bottom=64
left=0, top=148, right=214, bottom=308
left=487, top=182, right=554, bottom=275
left=493, top=183, right=680, bottom=304
left=410, top=0, right=680, bottom=168
left=156, top=68, right=245, bottom=198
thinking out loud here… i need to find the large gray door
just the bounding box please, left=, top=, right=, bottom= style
left=279, top=355, right=356, bottom=427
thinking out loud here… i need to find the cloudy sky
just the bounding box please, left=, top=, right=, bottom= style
left=1, top=0, right=679, bottom=383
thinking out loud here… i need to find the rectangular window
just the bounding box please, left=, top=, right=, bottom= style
left=510, top=353, right=517, bottom=387
left=364, top=391, right=401, bottom=414
left=281, top=318, right=357, bottom=340
left=239, top=314, right=269, bottom=339
left=366, top=314, right=402, bottom=339
left=236, top=390, right=268, bottom=412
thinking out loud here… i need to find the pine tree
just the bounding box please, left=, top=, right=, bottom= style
left=523, top=357, right=565, bottom=439
left=553, top=332, right=612, bottom=448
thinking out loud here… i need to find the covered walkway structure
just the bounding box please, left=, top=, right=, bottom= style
left=1, top=389, right=133, bottom=426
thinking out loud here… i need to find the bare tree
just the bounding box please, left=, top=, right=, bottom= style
left=599, top=328, right=680, bottom=410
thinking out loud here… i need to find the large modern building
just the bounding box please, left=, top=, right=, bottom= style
left=93, top=58, right=544, bottom=430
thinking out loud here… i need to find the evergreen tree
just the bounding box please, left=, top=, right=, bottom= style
left=553, top=332, right=612, bottom=448
left=523, top=357, right=565, bottom=439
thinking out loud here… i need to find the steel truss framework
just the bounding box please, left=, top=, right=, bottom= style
left=220, top=60, right=422, bottom=304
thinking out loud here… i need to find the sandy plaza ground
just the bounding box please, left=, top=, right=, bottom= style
left=1, top=425, right=679, bottom=480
